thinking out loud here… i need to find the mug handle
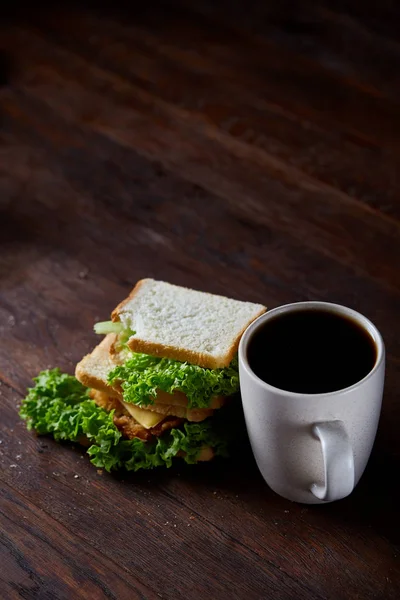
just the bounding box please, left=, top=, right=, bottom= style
left=310, top=420, right=355, bottom=502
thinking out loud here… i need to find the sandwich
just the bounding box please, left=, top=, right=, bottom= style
left=20, top=279, right=266, bottom=472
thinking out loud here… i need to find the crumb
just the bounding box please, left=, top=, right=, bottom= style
left=189, top=516, right=195, bottom=520
left=16, top=454, right=22, bottom=460
left=79, top=268, right=89, bottom=279
left=74, top=474, right=79, bottom=479
left=97, top=469, right=103, bottom=476
left=9, top=464, right=17, bottom=468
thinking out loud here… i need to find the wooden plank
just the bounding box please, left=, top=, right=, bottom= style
left=1, top=3, right=400, bottom=598
left=28, top=1, right=400, bottom=152
left=0, top=480, right=156, bottom=600
left=1, top=27, right=399, bottom=294
left=176, top=0, right=400, bottom=101
left=12, top=6, right=400, bottom=219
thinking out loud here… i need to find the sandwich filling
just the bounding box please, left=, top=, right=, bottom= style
left=20, top=326, right=240, bottom=472
left=89, top=389, right=185, bottom=442
left=95, top=321, right=240, bottom=409
left=20, top=369, right=229, bottom=472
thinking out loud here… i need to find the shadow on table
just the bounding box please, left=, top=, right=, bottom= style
left=314, top=447, right=400, bottom=546
left=118, top=398, right=400, bottom=548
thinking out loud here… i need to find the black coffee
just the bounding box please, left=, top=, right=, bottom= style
left=247, top=309, right=377, bottom=394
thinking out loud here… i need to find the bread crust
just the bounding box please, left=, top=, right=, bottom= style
left=111, top=278, right=149, bottom=322
left=75, top=334, right=124, bottom=400
left=75, top=367, right=122, bottom=399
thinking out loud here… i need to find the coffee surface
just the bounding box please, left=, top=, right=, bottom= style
left=247, top=309, right=377, bottom=394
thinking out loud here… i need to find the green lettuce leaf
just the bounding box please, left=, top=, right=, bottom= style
left=20, top=369, right=121, bottom=447
left=87, top=420, right=228, bottom=472
left=94, top=321, right=135, bottom=352
left=107, top=354, right=239, bottom=409
left=94, top=321, right=126, bottom=335
left=20, top=369, right=229, bottom=472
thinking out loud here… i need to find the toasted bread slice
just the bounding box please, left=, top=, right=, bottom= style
left=111, top=279, right=266, bottom=369
left=75, top=334, right=221, bottom=420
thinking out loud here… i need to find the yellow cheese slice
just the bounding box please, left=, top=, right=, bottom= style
left=122, top=402, right=165, bottom=429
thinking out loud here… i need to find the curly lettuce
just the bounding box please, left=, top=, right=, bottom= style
left=20, top=369, right=229, bottom=472
left=107, top=353, right=239, bottom=409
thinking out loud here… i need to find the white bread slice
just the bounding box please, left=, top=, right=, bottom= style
left=75, top=334, right=222, bottom=420
left=75, top=334, right=124, bottom=397
left=112, top=278, right=266, bottom=369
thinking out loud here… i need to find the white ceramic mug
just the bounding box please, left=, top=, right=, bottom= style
left=239, top=301, right=385, bottom=504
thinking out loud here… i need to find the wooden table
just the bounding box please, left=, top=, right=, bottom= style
left=1, top=1, right=399, bottom=598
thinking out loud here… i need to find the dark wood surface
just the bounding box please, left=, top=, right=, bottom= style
left=1, top=1, right=400, bottom=598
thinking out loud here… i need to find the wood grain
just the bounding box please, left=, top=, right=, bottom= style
left=1, top=1, right=399, bottom=598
